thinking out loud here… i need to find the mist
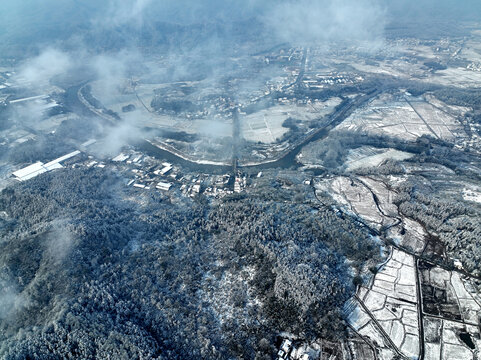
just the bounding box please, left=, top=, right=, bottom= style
left=93, top=112, right=149, bottom=158
left=45, top=223, right=77, bottom=264
left=266, top=0, right=385, bottom=46
left=14, top=48, right=73, bottom=86
left=2, top=0, right=479, bottom=159
left=2, top=0, right=478, bottom=61
left=0, top=279, right=27, bottom=321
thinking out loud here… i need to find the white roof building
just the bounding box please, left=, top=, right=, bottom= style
left=12, top=150, right=82, bottom=181
left=113, top=153, right=129, bottom=162
left=132, top=155, right=142, bottom=163
left=12, top=162, right=47, bottom=181
left=160, top=165, right=173, bottom=175
left=81, top=139, right=97, bottom=147
left=44, top=151, right=81, bottom=169
left=43, top=162, right=63, bottom=171
left=156, top=182, right=172, bottom=191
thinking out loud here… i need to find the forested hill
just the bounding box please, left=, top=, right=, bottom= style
left=0, top=167, right=379, bottom=359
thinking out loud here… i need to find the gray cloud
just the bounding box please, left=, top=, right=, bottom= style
left=14, top=48, right=73, bottom=86
left=45, top=223, right=77, bottom=264
left=90, top=0, right=387, bottom=46
left=91, top=52, right=132, bottom=103
left=266, top=0, right=386, bottom=46
left=99, top=0, right=153, bottom=28
left=0, top=279, right=28, bottom=320
left=1, top=0, right=480, bottom=60
left=94, top=112, right=148, bottom=158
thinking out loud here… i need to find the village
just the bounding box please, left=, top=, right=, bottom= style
left=8, top=141, right=249, bottom=199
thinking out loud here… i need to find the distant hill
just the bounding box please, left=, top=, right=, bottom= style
left=0, top=1, right=268, bottom=60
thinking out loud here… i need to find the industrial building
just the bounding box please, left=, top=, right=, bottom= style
left=12, top=150, right=81, bottom=181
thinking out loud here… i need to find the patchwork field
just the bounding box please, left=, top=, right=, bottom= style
left=335, top=93, right=466, bottom=142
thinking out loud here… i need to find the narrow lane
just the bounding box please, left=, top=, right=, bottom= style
left=404, top=96, right=440, bottom=140
left=354, top=293, right=409, bottom=359
left=415, top=258, right=425, bottom=360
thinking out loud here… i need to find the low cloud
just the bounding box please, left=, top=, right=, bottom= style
left=14, top=48, right=73, bottom=86
left=0, top=279, right=28, bottom=320
left=90, top=50, right=141, bottom=103
left=45, top=223, right=77, bottom=264
left=9, top=100, right=48, bottom=128
left=102, top=0, right=153, bottom=28
left=265, top=0, right=385, bottom=46
left=93, top=111, right=149, bottom=158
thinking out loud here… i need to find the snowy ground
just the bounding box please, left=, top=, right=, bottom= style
left=463, top=188, right=481, bottom=204
left=344, top=146, right=414, bottom=171
left=348, top=248, right=421, bottom=359
left=241, top=98, right=341, bottom=144
left=335, top=93, right=466, bottom=143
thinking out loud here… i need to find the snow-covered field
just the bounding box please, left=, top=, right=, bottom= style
left=344, top=146, right=414, bottom=171
left=335, top=93, right=465, bottom=142
left=241, top=98, right=341, bottom=144
left=347, top=248, right=420, bottom=359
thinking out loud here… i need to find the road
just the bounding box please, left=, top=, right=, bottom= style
left=404, top=96, right=440, bottom=140
left=232, top=107, right=240, bottom=173
left=354, top=292, right=409, bottom=359
left=343, top=174, right=481, bottom=360
left=415, top=258, right=425, bottom=360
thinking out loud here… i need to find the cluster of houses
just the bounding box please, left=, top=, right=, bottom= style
left=277, top=339, right=311, bottom=360
left=110, top=149, right=247, bottom=198
left=302, top=73, right=363, bottom=90
left=9, top=141, right=251, bottom=200
left=112, top=151, right=176, bottom=192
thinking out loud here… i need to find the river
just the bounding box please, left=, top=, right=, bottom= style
left=64, top=83, right=378, bottom=173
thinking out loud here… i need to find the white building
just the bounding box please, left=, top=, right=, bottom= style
left=156, top=182, right=172, bottom=191
left=12, top=150, right=81, bottom=181
left=12, top=162, right=46, bottom=181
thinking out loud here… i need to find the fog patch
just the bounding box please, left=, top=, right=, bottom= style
left=0, top=278, right=28, bottom=320
left=45, top=222, right=77, bottom=264
left=197, top=119, right=232, bottom=138
left=91, top=50, right=144, bottom=103
left=100, top=0, right=153, bottom=28
left=265, top=0, right=385, bottom=46
left=9, top=100, right=47, bottom=129
left=14, top=48, right=73, bottom=87
left=93, top=110, right=150, bottom=158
